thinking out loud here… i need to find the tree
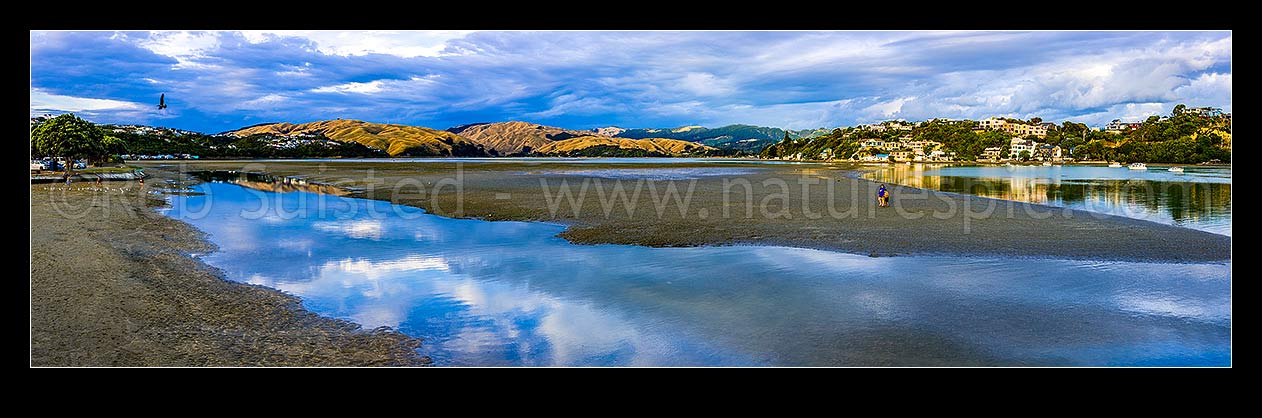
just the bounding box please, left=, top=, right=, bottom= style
left=1018, top=150, right=1031, bottom=162
left=782, top=131, right=792, bottom=143
left=1030, top=117, right=1043, bottom=124
left=31, top=114, right=108, bottom=174
left=93, top=135, right=127, bottom=165
left=1173, top=104, right=1187, bottom=116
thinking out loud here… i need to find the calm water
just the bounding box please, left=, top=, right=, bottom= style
left=163, top=181, right=1230, bottom=366
left=865, top=164, right=1232, bottom=236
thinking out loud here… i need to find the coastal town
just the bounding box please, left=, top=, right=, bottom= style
left=762, top=105, right=1231, bottom=164
left=29, top=104, right=1232, bottom=168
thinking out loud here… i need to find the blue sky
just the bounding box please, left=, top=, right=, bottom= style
left=30, top=31, right=1231, bottom=133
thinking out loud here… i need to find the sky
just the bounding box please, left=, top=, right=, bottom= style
left=30, top=30, right=1231, bottom=133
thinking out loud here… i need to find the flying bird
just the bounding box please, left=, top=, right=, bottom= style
left=157, top=93, right=167, bottom=110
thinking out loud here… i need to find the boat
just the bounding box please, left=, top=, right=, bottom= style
left=1041, top=162, right=1052, bottom=166
left=1168, top=166, right=1185, bottom=173
left=1128, top=163, right=1148, bottom=170
left=1108, top=162, right=1122, bottom=168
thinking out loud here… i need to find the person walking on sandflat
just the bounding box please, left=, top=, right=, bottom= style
left=877, top=184, right=888, bottom=207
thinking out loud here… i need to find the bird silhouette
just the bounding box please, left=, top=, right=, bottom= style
left=157, top=93, right=168, bottom=110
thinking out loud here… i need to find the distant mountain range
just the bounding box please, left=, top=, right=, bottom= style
left=610, top=124, right=830, bottom=151
left=228, top=120, right=725, bottom=157
left=533, top=136, right=714, bottom=157
left=231, top=120, right=485, bottom=156
left=447, top=121, right=592, bottom=154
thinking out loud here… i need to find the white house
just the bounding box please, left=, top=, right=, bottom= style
left=1009, top=137, right=1039, bottom=159
left=982, top=147, right=1004, bottom=160
left=861, top=139, right=885, bottom=149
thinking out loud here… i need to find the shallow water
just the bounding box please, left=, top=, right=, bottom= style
left=866, top=164, right=1232, bottom=236
left=164, top=182, right=1231, bottom=366
left=537, top=167, right=765, bottom=180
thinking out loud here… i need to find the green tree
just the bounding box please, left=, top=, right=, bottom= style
left=93, top=135, right=127, bottom=165
left=1018, top=150, right=1031, bottom=162
left=1173, top=104, right=1187, bottom=116
left=1030, top=117, right=1042, bottom=124
left=31, top=114, right=108, bottom=174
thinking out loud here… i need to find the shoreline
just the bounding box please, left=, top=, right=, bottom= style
left=30, top=183, right=431, bottom=366
left=137, top=161, right=1231, bottom=263
left=32, top=161, right=1230, bottom=365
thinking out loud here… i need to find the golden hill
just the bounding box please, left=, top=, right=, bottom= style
left=448, top=121, right=593, bottom=154
left=533, top=136, right=716, bottom=156
left=230, top=120, right=481, bottom=156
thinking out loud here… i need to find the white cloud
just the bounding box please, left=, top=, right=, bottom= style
left=525, top=94, right=620, bottom=118
left=31, top=31, right=1232, bottom=131
left=136, top=31, right=221, bottom=68
left=1173, top=72, right=1232, bottom=105
left=311, top=80, right=385, bottom=94
left=1112, top=103, right=1171, bottom=121
left=240, top=30, right=473, bottom=58
left=863, top=96, right=915, bottom=119
left=30, top=89, right=144, bottom=113
left=310, top=76, right=440, bottom=96
left=676, top=72, right=735, bottom=97
left=239, top=94, right=289, bottom=110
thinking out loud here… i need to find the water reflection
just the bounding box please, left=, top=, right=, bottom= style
left=164, top=182, right=1231, bottom=366
left=866, top=164, right=1232, bottom=236
left=191, top=170, right=351, bottom=196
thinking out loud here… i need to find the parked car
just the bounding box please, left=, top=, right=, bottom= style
left=31, top=160, right=49, bottom=172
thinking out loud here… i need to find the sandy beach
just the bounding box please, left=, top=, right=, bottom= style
left=30, top=183, right=429, bottom=366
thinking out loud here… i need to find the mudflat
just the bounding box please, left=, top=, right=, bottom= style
left=137, top=160, right=1231, bottom=263
left=30, top=183, right=428, bottom=366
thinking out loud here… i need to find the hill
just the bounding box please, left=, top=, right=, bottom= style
left=230, top=120, right=487, bottom=156
left=447, top=121, right=593, bottom=154
left=532, top=136, right=717, bottom=157
left=614, top=124, right=811, bottom=151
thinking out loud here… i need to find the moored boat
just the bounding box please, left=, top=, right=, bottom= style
left=1129, top=163, right=1148, bottom=170
left=1169, top=166, right=1185, bottom=173
left=1108, top=162, right=1122, bottom=168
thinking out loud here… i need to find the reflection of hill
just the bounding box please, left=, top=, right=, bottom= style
left=191, top=171, right=350, bottom=196
left=228, top=178, right=350, bottom=196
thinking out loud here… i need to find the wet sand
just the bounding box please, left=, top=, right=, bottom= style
left=137, top=160, right=1231, bottom=263
left=30, top=183, right=429, bottom=366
